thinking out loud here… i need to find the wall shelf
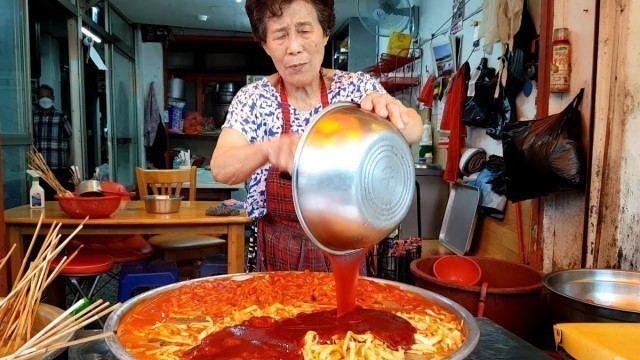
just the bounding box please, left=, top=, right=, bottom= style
left=364, top=48, right=423, bottom=102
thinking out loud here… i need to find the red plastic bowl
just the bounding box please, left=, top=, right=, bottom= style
left=56, top=195, right=121, bottom=219
left=433, top=255, right=482, bottom=286
left=100, top=181, right=136, bottom=208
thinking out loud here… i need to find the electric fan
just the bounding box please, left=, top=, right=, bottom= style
left=357, top=0, right=417, bottom=37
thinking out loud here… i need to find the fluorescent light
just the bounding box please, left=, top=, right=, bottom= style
left=81, top=26, right=102, bottom=44
left=236, top=0, right=242, bottom=3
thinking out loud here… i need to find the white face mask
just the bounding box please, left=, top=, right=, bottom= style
left=38, top=97, right=54, bottom=109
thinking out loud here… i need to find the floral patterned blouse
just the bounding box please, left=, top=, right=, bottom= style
left=222, top=70, right=387, bottom=220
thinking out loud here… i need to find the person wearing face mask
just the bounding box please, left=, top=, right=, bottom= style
left=32, top=84, right=73, bottom=199
left=211, top=0, right=423, bottom=272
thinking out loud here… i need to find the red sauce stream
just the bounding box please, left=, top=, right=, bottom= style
left=184, top=307, right=416, bottom=360
left=329, top=250, right=367, bottom=316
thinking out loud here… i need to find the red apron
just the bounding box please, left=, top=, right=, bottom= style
left=257, top=74, right=332, bottom=272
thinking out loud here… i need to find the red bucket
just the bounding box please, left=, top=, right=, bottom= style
left=411, top=256, right=543, bottom=344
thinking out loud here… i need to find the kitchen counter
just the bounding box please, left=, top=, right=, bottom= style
left=469, top=318, right=551, bottom=359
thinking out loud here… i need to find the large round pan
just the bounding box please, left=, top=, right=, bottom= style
left=105, top=273, right=480, bottom=359
left=543, top=269, right=640, bottom=323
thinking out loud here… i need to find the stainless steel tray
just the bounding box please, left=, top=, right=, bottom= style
left=104, top=273, right=480, bottom=359
left=439, top=183, right=480, bottom=255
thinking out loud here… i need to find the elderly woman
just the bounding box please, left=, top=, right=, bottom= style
left=211, top=0, right=423, bottom=272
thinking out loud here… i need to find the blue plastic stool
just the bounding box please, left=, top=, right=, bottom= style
left=199, top=254, right=228, bottom=277
left=118, top=261, right=179, bottom=302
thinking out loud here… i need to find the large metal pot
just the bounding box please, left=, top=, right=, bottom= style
left=543, top=269, right=640, bottom=323
left=0, top=299, right=75, bottom=359
left=292, top=103, right=415, bottom=254
left=104, top=273, right=480, bottom=359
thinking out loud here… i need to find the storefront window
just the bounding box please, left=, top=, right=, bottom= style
left=110, top=8, right=133, bottom=47
left=0, top=0, right=30, bottom=135
left=0, top=0, right=31, bottom=208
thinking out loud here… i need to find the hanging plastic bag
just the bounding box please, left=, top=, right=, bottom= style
left=501, top=89, right=585, bottom=202
left=485, top=93, right=512, bottom=140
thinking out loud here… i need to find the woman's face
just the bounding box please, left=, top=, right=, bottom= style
left=262, top=0, right=329, bottom=88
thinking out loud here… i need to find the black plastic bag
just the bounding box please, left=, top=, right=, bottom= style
left=485, top=93, right=512, bottom=140
left=463, top=60, right=497, bottom=128
left=461, top=61, right=513, bottom=139
left=502, top=89, right=586, bottom=202
left=485, top=155, right=506, bottom=195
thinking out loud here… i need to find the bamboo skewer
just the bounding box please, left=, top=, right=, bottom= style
left=3, top=332, right=115, bottom=360
left=14, top=214, right=45, bottom=285
left=27, top=146, right=73, bottom=197
left=0, top=244, right=16, bottom=272
left=0, top=215, right=100, bottom=358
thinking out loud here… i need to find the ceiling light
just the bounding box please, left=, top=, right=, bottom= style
left=198, top=14, right=208, bottom=21
left=236, top=0, right=242, bottom=3
left=81, top=26, right=102, bottom=43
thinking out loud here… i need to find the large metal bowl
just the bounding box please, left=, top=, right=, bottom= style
left=0, top=299, right=75, bottom=359
left=142, top=195, right=183, bottom=214
left=104, top=273, right=479, bottom=359
left=543, top=269, right=640, bottom=323
left=292, top=103, right=415, bottom=254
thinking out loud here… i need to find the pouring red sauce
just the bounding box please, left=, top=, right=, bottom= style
left=184, top=307, right=416, bottom=360
left=329, top=250, right=367, bottom=316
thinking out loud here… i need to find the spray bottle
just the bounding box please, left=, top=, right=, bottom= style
left=27, top=170, right=45, bottom=209
left=419, top=121, right=434, bottom=164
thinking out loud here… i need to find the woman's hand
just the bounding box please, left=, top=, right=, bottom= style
left=361, top=92, right=424, bottom=144
left=262, top=134, right=301, bottom=174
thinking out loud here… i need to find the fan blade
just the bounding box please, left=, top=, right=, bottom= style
left=360, top=16, right=381, bottom=34
left=380, top=0, right=403, bottom=11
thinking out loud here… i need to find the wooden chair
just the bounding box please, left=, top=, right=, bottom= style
left=135, top=166, right=226, bottom=266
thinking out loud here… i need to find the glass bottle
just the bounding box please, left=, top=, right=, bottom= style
left=550, top=28, right=571, bottom=93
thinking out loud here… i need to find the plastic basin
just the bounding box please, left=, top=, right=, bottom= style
left=411, top=256, right=543, bottom=344
left=56, top=195, right=121, bottom=218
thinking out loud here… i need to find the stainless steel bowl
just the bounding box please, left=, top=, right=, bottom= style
left=104, top=273, right=480, bottom=360
left=142, top=195, right=183, bottom=214
left=77, top=180, right=104, bottom=197
left=0, top=299, right=75, bottom=359
left=293, top=103, right=415, bottom=254
left=543, top=269, right=640, bottom=323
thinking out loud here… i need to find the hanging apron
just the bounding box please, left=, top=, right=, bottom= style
left=256, top=73, right=332, bottom=272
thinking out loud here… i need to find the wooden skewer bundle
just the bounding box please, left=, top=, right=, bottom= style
left=0, top=214, right=119, bottom=359
left=27, top=146, right=73, bottom=198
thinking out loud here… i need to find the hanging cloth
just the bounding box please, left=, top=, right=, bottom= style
left=144, top=82, right=162, bottom=147
left=417, top=75, right=436, bottom=108
left=441, top=62, right=471, bottom=183
left=479, top=0, right=524, bottom=55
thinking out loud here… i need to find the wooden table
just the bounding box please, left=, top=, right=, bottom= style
left=1, top=201, right=251, bottom=295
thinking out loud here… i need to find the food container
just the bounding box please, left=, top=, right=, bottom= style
left=543, top=269, right=640, bottom=323
left=412, top=256, right=544, bottom=343
left=293, top=103, right=415, bottom=254
left=142, top=195, right=183, bottom=214
left=56, top=195, right=121, bottom=218
left=100, top=181, right=135, bottom=210
left=433, top=255, right=482, bottom=286
left=77, top=180, right=104, bottom=197
left=0, top=299, right=75, bottom=360
left=104, top=273, right=480, bottom=360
